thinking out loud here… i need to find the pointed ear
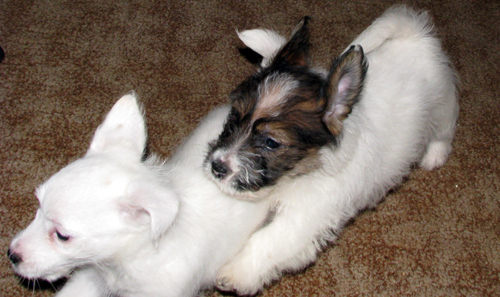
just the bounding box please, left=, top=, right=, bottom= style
left=322, top=45, right=368, bottom=135
left=87, top=92, right=146, bottom=159
left=237, top=29, right=287, bottom=67
left=120, top=178, right=179, bottom=242
left=271, top=16, right=311, bottom=68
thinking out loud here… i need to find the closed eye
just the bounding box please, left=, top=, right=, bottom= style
left=56, top=230, right=71, bottom=242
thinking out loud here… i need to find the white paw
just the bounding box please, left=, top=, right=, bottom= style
left=420, top=141, right=451, bottom=170
left=216, top=255, right=267, bottom=296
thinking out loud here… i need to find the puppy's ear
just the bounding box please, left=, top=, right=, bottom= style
left=271, top=16, right=311, bottom=68
left=322, top=45, right=367, bottom=135
left=120, top=179, right=179, bottom=242
left=237, top=29, right=287, bottom=67
left=238, top=47, right=264, bottom=66
left=87, top=92, right=146, bottom=160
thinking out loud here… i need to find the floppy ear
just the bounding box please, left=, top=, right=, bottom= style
left=120, top=178, right=179, bottom=242
left=237, top=29, right=287, bottom=67
left=87, top=92, right=146, bottom=160
left=322, top=45, right=368, bottom=135
left=271, top=16, right=311, bottom=68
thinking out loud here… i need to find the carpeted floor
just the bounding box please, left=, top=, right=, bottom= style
left=1, top=0, right=499, bottom=296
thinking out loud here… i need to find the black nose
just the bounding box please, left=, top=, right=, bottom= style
left=211, top=160, right=228, bottom=179
left=7, top=249, right=22, bottom=265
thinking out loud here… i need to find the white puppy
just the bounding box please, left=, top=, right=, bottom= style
left=8, top=94, right=269, bottom=297
left=204, top=6, right=459, bottom=295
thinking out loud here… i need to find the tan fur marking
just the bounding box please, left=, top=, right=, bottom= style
left=290, top=150, right=322, bottom=175
left=252, top=74, right=297, bottom=121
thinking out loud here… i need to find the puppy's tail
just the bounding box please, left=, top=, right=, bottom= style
left=346, top=5, right=434, bottom=54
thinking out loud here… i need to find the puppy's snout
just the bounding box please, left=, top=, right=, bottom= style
left=211, top=160, right=230, bottom=179
left=7, top=249, right=22, bottom=265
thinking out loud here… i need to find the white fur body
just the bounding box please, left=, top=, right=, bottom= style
left=216, top=6, right=458, bottom=294
left=9, top=96, right=269, bottom=297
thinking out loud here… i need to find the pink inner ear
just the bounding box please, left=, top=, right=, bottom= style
left=121, top=204, right=151, bottom=226
left=337, top=76, right=352, bottom=101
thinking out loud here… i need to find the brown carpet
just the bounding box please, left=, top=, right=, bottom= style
left=1, top=0, right=499, bottom=296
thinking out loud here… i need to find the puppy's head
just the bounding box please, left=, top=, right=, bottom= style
left=8, top=94, right=179, bottom=281
left=205, top=18, right=368, bottom=200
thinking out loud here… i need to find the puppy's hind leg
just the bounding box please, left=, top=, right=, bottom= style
left=55, top=268, right=104, bottom=297
left=420, top=70, right=459, bottom=171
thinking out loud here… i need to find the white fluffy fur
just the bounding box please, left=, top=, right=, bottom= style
left=215, top=6, right=459, bottom=295
left=8, top=94, right=269, bottom=296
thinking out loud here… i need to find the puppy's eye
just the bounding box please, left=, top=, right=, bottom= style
left=56, top=230, right=71, bottom=241
left=264, top=138, right=280, bottom=150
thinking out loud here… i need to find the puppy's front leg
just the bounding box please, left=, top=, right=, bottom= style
left=217, top=188, right=341, bottom=295
left=55, top=268, right=104, bottom=297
